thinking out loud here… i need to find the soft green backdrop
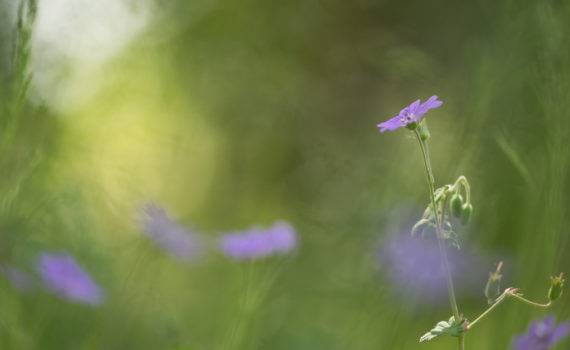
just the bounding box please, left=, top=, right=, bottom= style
left=0, top=0, right=568, bottom=349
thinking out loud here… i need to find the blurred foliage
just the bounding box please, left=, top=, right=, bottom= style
left=0, top=0, right=569, bottom=349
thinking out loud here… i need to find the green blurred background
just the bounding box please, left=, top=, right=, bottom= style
left=0, top=0, right=569, bottom=349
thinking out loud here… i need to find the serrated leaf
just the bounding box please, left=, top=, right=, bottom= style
left=419, top=316, right=466, bottom=342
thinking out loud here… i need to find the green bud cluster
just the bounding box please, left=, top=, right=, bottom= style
left=548, top=273, right=564, bottom=302
left=449, top=181, right=472, bottom=225
left=451, top=194, right=463, bottom=218
left=460, top=203, right=472, bottom=225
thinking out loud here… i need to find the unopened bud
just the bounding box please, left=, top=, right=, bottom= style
left=548, top=273, right=564, bottom=302
left=450, top=194, right=463, bottom=218
left=485, top=262, right=503, bottom=304
left=419, top=122, right=430, bottom=141
left=460, top=203, right=472, bottom=225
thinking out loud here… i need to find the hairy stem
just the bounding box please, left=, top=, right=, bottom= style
left=414, top=128, right=463, bottom=350
left=469, top=288, right=552, bottom=330
left=510, top=294, right=552, bottom=308
left=468, top=290, right=509, bottom=329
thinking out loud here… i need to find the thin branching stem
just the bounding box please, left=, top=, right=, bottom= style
left=468, top=287, right=552, bottom=330
left=413, top=128, right=464, bottom=350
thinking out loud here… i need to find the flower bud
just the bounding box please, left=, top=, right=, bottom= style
left=419, top=122, right=430, bottom=141
left=450, top=194, right=463, bottom=218
left=548, top=273, right=564, bottom=302
left=485, top=262, right=502, bottom=305
left=460, top=203, right=472, bottom=225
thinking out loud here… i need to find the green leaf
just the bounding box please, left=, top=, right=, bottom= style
left=444, top=231, right=460, bottom=249
left=419, top=316, right=466, bottom=342
left=411, top=219, right=430, bottom=237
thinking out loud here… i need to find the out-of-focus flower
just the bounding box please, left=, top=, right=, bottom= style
left=219, top=221, right=298, bottom=260
left=37, top=252, right=104, bottom=306
left=378, top=234, right=497, bottom=304
left=141, top=204, right=203, bottom=262
left=377, top=95, right=442, bottom=133
left=512, top=315, right=570, bottom=350
left=0, top=265, right=35, bottom=292
left=381, top=234, right=450, bottom=298
left=268, top=221, right=297, bottom=253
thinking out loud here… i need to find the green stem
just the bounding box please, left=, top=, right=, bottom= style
left=453, top=176, right=471, bottom=204
left=468, top=290, right=509, bottom=328
left=413, top=129, right=463, bottom=350
left=468, top=288, right=552, bottom=330
left=509, top=294, right=551, bottom=308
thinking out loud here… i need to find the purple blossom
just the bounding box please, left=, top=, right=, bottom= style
left=37, top=253, right=104, bottom=306
left=267, top=221, right=297, bottom=253
left=141, top=204, right=203, bottom=262
left=377, top=95, right=443, bottom=133
left=380, top=234, right=451, bottom=299
left=512, top=315, right=570, bottom=350
left=0, top=265, right=35, bottom=292
left=219, top=221, right=298, bottom=260
left=378, top=234, right=501, bottom=304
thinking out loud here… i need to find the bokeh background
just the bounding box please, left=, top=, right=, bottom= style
left=0, top=0, right=569, bottom=349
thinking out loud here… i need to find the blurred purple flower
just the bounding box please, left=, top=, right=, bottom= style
left=141, top=204, right=203, bottom=262
left=377, top=95, right=442, bottom=133
left=268, top=221, right=297, bottom=253
left=0, top=265, right=35, bottom=292
left=37, top=253, right=104, bottom=306
left=381, top=235, right=450, bottom=298
left=512, top=315, right=570, bottom=350
left=220, top=221, right=298, bottom=260
left=378, top=234, right=498, bottom=304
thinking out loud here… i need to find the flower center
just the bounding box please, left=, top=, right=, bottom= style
left=400, top=112, right=415, bottom=124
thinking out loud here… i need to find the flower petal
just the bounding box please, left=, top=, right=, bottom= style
left=408, top=99, right=421, bottom=113
left=550, top=322, right=570, bottom=343
left=512, top=335, right=532, bottom=350
left=37, top=253, right=104, bottom=306
left=417, top=95, right=443, bottom=117
left=377, top=115, right=405, bottom=133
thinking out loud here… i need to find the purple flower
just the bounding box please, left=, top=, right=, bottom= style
left=380, top=234, right=451, bottom=299
left=267, top=221, right=297, bottom=253
left=219, top=221, right=298, bottom=260
left=37, top=253, right=104, bottom=306
left=141, top=204, right=203, bottom=262
left=0, top=265, right=35, bottom=292
left=377, top=95, right=443, bottom=133
left=378, top=234, right=502, bottom=304
left=512, top=315, right=570, bottom=350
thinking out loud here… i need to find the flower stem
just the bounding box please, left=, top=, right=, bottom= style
left=468, top=290, right=509, bottom=328
left=413, top=128, right=463, bottom=350
left=468, top=288, right=552, bottom=330
left=509, top=293, right=552, bottom=308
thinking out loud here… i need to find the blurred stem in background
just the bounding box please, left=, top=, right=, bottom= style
left=2, top=0, right=37, bottom=151
left=222, top=260, right=290, bottom=350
